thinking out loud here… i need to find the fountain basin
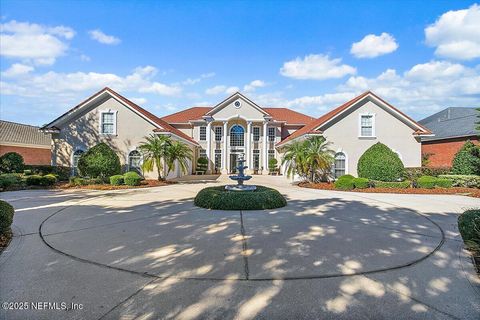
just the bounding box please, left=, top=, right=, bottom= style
left=229, top=175, right=252, bottom=181
left=225, top=184, right=257, bottom=191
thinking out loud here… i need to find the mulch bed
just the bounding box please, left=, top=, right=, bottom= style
left=0, top=229, right=13, bottom=253
left=299, top=182, right=480, bottom=198
left=57, top=179, right=175, bottom=190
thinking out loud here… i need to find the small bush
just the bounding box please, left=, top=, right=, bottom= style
left=434, top=178, right=453, bottom=188
left=77, top=143, right=121, bottom=179
left=0, top=152, right=24, bottom=173
left=268, top=158, right=278, bottom=173
left=25, top=175, right=43, bottom=186
left=452, top=141, right=480, bottom=175
left=372, top=180, right=411, bottom=189
left=358, top=143, right=404, bottom=182
left=124, top=171, right=142, bottom=186
left=69, top=177, right=88, bottom=186
left=417, top=176, right=437, bottom=189
left=40, top=174, right=57, bottom=186
left=194, top=186, right=287, bottom=210
left=438, top=175, right=480, bottom=189
left=334, top=175, right=355, bottom=190
left=23, top=169, right=32, bottom=176
left=196, top=157, right=208, bottom=173
left=458, top=209, right=480, bottom=251
left=353, top=177, right=369, bottom=189
left=0, top=173, right=23, bottom=189
left=24, top=165, right=70, bottom=181
left=110, top=175, right=124, bottom=186
left=404, top=167, right=451, bottom=180
left=0, top=200, right=15, bottom=234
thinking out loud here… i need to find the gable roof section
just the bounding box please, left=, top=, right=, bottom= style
left=419, top=107, right=479, bottom=141
left=0, top=120, right=51, bottom=147
left=161, top=106, right=315, bottom=125
left=277, top=91, right=432, bottom=146
left=204, top=92, right=271, bottom=118
left=41, top=87, right=199, bottom=146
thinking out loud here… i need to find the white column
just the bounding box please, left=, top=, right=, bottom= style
left=223, top=121, right=228, bottom=172
left=206, top=120, right=212, bottom=173
left=263, top=121, right=268, bottom=173
left=246, top=121, right=252, bottom=170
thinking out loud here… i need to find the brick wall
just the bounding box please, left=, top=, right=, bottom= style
left=0, top=145, right=51, bottom=165
left=422, top=136, right=479, bottom=167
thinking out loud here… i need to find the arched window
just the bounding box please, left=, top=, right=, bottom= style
left=230, top=125, right=244, bottom=147
left=72, top=149, right=84, bottom=176
left=334, top=152, right=346, bottom=178
left=128, top=150, right=142, bottom=173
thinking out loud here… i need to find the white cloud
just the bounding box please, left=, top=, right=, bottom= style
left=182, top=72, right=215, bottom=85
left=0, top=65, right=181, bottom=97
left=350, top=33, right=398, bottom=58
left=0, top=20, right=75, bottom=65
left=80, top=54, right=91, bottom=62
left=88, top=29, right=121, bottom=45
left=285, top=92, right=357, bottom=112
left=205, top=85, right=239, bottom=95
left=2, top=63, right=34, bottom=77
left=244, top=80, right=266, bottom=92
left=425, top=4, right=480, bottom=60
left=130, top=97, right=147, bottom=105
left=280, top=54, right=356, bottom=80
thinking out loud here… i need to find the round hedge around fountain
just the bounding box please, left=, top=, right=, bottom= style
left=194, top=185, right=287, bottom=210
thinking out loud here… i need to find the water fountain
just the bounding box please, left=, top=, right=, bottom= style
left=225, top=153, right=257, bottom=191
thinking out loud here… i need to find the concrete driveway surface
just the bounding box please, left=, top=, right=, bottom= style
left=0, top=175, right=479, bottom=320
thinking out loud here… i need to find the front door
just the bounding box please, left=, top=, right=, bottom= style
left=230, top=153, right=238, bottom=173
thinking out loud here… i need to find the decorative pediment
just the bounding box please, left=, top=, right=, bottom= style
left=204, top=92, right=271, bottom=121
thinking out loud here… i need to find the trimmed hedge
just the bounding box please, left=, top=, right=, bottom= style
left=110, top=175, right=124, bottom=186
left=358, top=142, right=404, bottom=182
left=124, top=171, right=142, bottom=186
left=353, top=177, right=369, bottom=189
left=416, top=176, right=453, bottom=189
left=69, top=177, right=103, bottom=186
left=458, top=209, right=480, bottom=250
left=24, top=165, right=71, bottom=181
left=452, top=141, right=480, bottom=175
left=334, top=175, right=355, bottom=190
left=438, top=175, right=480, bottom=189
left=194, top=185, right=287, bottom=210
left=372, top=180, right=411, bottom=189
left=434, top=178, right=453, bottom=188
left=77, top=143, right=121, bottom=179
left=25, top=174, right=57, bottom=186
left=404, top=167, right=451, bottom=180
left=0, top=173, right=23, bottom=189
left=0, top=200, right=14, bottom=234
left=0, top=152, right=24, bottom=173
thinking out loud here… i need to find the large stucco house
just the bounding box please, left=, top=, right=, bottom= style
left=41, top=88, right=432, bottom=179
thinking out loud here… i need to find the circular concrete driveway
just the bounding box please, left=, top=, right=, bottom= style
left=39, top=176, right=445, bottom=281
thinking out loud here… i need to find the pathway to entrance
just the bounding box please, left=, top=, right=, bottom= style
left=1, top=175, right=479, bottom=319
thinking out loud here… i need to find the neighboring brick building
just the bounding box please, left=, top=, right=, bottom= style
left=419, top=107, right=479, bottom=168
left=0, top=120, right=52, bottom=165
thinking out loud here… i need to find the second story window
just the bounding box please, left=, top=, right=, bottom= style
left=214, top=126, right=222, bottom=141
left=268, top=127, right=275, bottom=142
left=360, top=114, right=374, bottom=137
left=199, top=126, right=206, bottom=141
left=253, top=127, right=260, bottom=142
left=101, top=112, right=115, bottom=134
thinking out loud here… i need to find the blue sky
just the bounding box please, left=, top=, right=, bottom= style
left=1, top=0, right=479, bottom=126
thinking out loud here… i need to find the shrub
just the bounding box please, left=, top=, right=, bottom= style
left=404, top=167, right=451, bottom=180
left=416, top=176, right=437, bottom=189
left=196, top=157, right=208, bottom=173
left=434, top=178, right=453, bottom=188
left=438, top=175, right=480, bottom=189
left=334, top=175, right=355, bottom=190
left=194, top=186, right=287, bottom=210
left=0, top=173, right=23, bottom=189
left=24, top=165, right=71, bottom=181
left=23, top=169, right=32, bottom=176
left=268, top=158, right=278, bottom=173
left=25, top=175, right=43, bottom=186
left=372, top=180, right=411, bottom=188
left=451, top=141, right=480, bottom=175
left=0, top=152, right=24, bottom=173
left=110, top=175, right=124, bottom=186
left=0, top=200, right=15, bottom=234
left=77, top=143, right=121, bottom=179
left=358, top=143, right=405, bottom=182
left=40, top=174, right=57, bottom=186
left=124, top=171, right=142, bottom=186
left=458, top=209, right=480, bottom=251
left=353, top=177, right=369, bottom=189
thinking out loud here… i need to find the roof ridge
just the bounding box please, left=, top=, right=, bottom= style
left=0, top=119, right=41, bottom=128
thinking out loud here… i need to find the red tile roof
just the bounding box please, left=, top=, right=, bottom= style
left=161, top=106, right=315, bottom=125
left=277, top=91, right=432, bottom=146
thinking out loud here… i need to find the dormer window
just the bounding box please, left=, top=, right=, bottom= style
left=359, top=114, right=375, bottom=137
left=100, top=111, right=117, bottom=135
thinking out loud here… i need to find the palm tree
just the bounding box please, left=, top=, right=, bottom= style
left=281, top=136, right=334, bottom=182
left=164, top=140, right=193, bottom=178
left=138, top=134, right=171, bottom=180
left=303, top=136, right=334, bottom=182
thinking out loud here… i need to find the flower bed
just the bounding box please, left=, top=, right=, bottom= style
left=59, top=179, right=174, bottom=190
left=299, top=182, right=480, bottom=198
